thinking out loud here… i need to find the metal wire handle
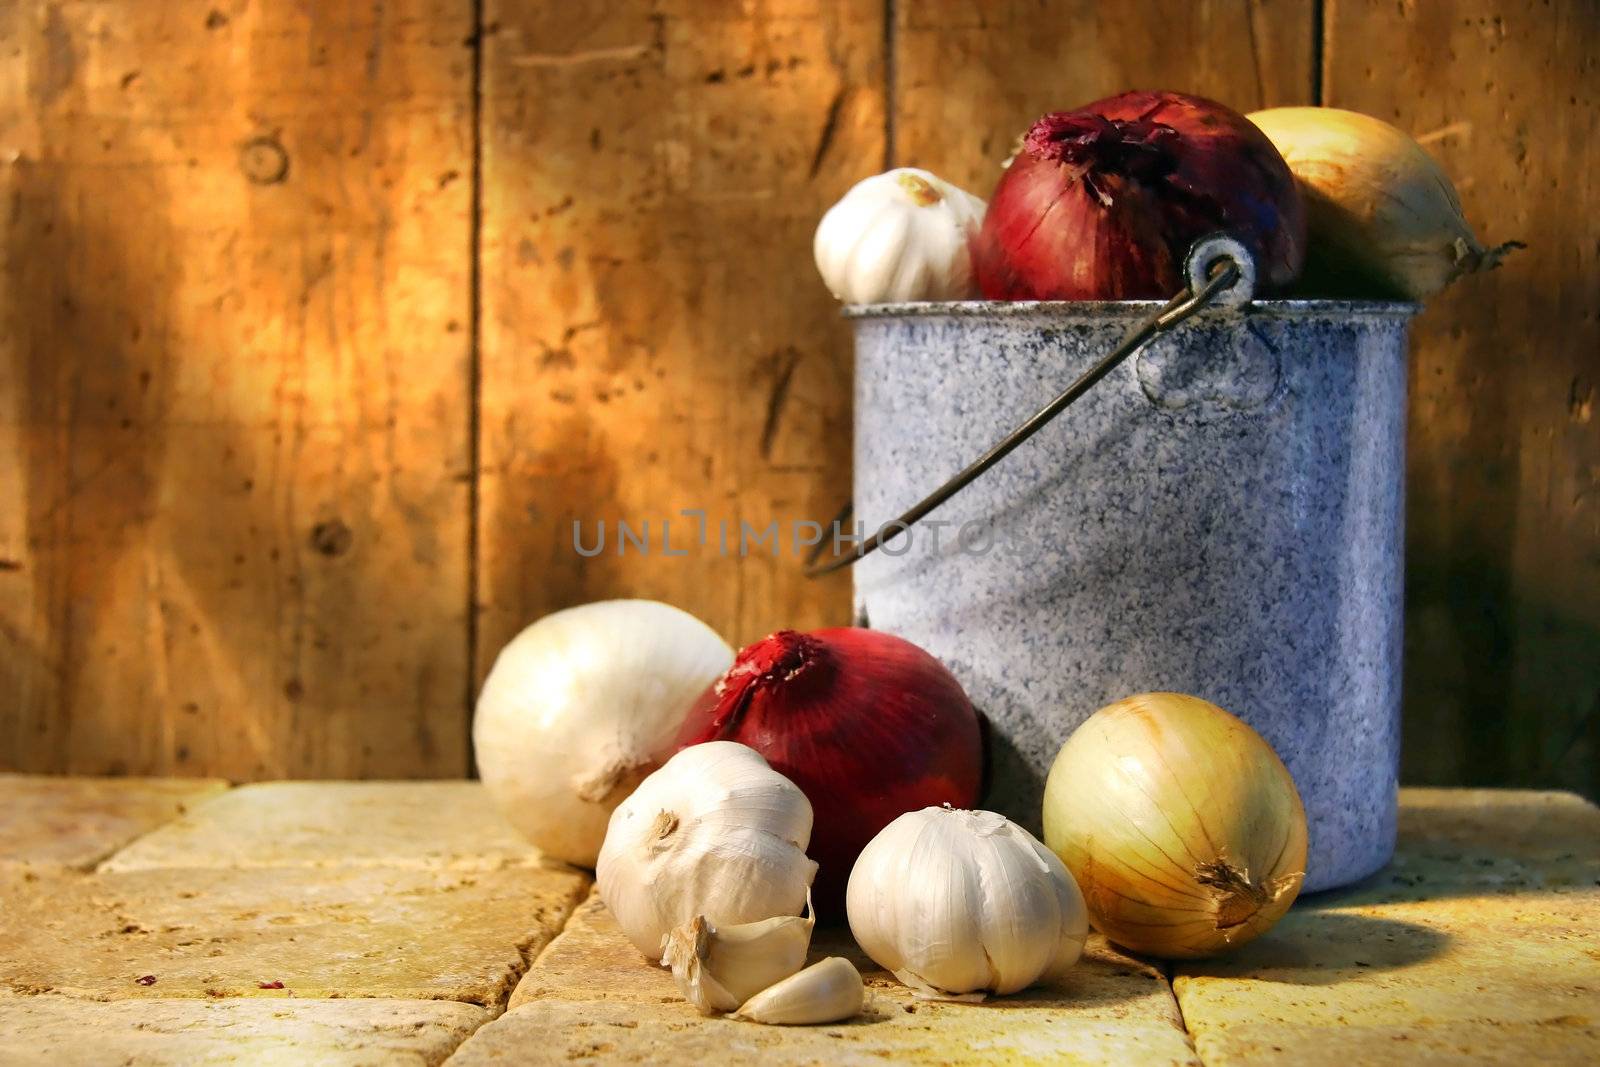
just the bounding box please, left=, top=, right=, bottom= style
left=805, top=235, right=1255, bottom=579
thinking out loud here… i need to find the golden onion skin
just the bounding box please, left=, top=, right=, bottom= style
left=1247, top=106, right=1516, bottom=301
left=1042, top=693, right=1308, bottom=960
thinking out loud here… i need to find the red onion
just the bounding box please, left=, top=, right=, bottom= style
left=674, top=628, right=983, bottom=912
left=975, top=91, right=1306, bottom=300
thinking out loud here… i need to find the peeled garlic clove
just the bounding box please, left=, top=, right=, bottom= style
left=661, top=916, right=740, bottom=1013
left=661, top=898, right=815, bottom=1014
left=733, top=957, right=864, bottom=1026
left=596, top=742, right=818, bottom=960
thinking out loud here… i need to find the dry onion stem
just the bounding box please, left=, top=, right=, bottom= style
left=1042, top=693, right=1307, bottom=959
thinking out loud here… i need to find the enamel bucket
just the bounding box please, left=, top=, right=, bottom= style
left=849, top=299, right=1415, bottom=891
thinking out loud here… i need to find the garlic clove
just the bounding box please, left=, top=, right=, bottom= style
left=661, top=895, right=815, bottom=1014
left=971, top=823, right=1088, bottom=993
left=733, top=957, right=864, bottom=1026
left=661, top=915, right=740, bottom=1013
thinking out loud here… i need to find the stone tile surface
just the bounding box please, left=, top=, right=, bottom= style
left=0, top=996, right=490, bottom=1066
left=0, top=864, right=588, bottom=1004
left=5, top=782, right=1595, bottom=1064
left=448, top=995, right=1200, bottom=1067
left=0, top=775, right=229, bottom=872
left=1174, top=788, right=1600, bottom=1066
left=506, top=891, right=669, bottom=1010
left=491, top=892, right=1198, bottom=1065
left=102, top=782, right=545, bottom=872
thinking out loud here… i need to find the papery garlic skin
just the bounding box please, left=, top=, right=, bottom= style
left=814, top=168, right=987, bottom=304
left=661, top=903, right=814, bottom=1014
left=733, top=957, right=864, bottom=1025
left=1247, top=107, right=1518, bottom=300
left=474, top=600, right=733, bottom=868
left=1042, top=692, right=1307, bottom=960
left=597, top=742, right=818, bottom=960
left=846, top=807, right=1088, bottom=997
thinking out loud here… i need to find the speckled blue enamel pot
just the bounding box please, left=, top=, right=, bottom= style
left=849, top=300, right=1416, bottom=892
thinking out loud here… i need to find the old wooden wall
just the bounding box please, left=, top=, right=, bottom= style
left=0, top=1, right=475, bottom=780
left=2, top=1, right=1595, bottom=796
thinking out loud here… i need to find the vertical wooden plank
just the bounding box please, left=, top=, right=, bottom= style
left=1325, top=0, right=1600, bottom=798
left=894, top=0, right=1316, bottom=188
left=477, top=1, right=883, bottom=668
left=0, top=1, right=474, bottom=778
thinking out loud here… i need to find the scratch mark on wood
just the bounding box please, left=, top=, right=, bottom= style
left=365, top=2, right=385, bottom=82
left=39, top=4, right=77, bottom=108
left=511, top=43, right=652, bottom=68
left=1416, top=121, right=1473, bottom=146
left=1569, top=377, right=1593, bottom=424
left=1242, top=0, right=1267, bottom=108
left=0, top=559, right=22, bottom=572
left=808, top=89, right=850, bottom=180
left=759, top=347, right=804, bottom=460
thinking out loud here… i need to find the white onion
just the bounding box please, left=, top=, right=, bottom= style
left=473, top=600, right=733, bottom=867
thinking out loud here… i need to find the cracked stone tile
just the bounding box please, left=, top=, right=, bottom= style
left=102, top=782, right=547, bottom=872
left=0, top=996, right=491, bottom=1066
left=0, top=775, right=229, bottom=873
left=490, top=890, right=1197, bottom=1065
left=507, top=892, right=671, bottom=1010
left=0, top=864, right=588, bottom=1004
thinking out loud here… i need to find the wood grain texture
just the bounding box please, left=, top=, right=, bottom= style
left=476, top=0, right=882, bottom=673
left=2, top=0, right=1593, bottom=800
left=0, top=1, right=474, bottom=778
left=893, top=0, right=1316, bottom=187
left=1324, top=0, right=1600, bottom=798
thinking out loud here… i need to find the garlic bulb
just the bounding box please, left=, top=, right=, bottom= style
left=1247, top=106, right=1520, bottom=300
left=1042, top=692, right=1307, bottom=960
left=473, top=600, right=734, bottom=867
left=661, top=899, right=814, bottom=1014
left=813, top=168, right=986, bottom=304
left=597, top=742, right=817, bottom=960
left=733, top=957, right=864, bottom=1026
left=846, top=807, right=1088, bottom=998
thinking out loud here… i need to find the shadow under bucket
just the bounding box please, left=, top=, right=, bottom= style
left=848, top=298, right=1416, bottom=892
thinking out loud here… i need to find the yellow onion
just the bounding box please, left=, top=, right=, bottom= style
left=1041, top=693, right=1306, bottom=959
left=1247, top=106, right=1520, bottom=300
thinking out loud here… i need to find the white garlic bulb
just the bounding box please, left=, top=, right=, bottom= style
left=473, top=600, right=734, bottom=868
left=813, top=168, right=987, bottom=304
left=846, top=806, right=1088, bottom=998
left=661, top=902, right=814, bottom=1014
left=733, top=957, right=865, bottom=1026
left=597, top=742, right=818, bottom=960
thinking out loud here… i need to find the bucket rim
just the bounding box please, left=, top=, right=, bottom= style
left=842, top=298, right=1420, bottom=321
